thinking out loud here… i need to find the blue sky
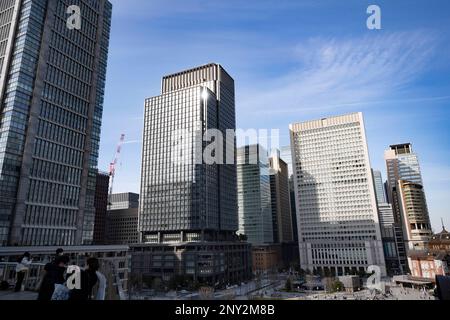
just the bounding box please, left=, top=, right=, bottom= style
left=101, top=0, right=450, bottom=231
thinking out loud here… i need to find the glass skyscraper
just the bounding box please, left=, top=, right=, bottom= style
left=0, top=0, right=112, bottom=246
left=140, top=63, right=238, bottom=243
left=237, top=144, right=273, bottom=245
left=384, top=143, right=431, bottom=272
left=384, top=143, right=426, bottom=223
left=372, top=170, right=387, bottom=204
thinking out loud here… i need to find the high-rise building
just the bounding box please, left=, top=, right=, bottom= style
left=269, top=149, right=299, bottom=269
left=397, top=180, right=433, bottom=251
left=136, top=64, right=251, bottom=286
left=280, top=146, right=294, bottom=176
left=105, top=193, right=139, bottom=245
left=371, top=169, right=404, bottom=275
left=377, top=201, right=404, bottom=275
left=385, top=144, right=424, bottom=221
left=140, top=63, right=237, bottom=243
left=290, top=113, right=386, bottom=276
left=384, top=143, right=431, bottom=273
left=288, top=176, right=299, bottom=243
left=281, top=145, right=299, bottom=244
left=237, top=144, right=273, bottom=245
left=378, top=203, right=395, bottom=226
left=0, top=0, right=112, bottom=246
left=385, top=144, right=423, bottom=188
left=93, top=171, right=110, bottom=245
left=372, top=170, right=387, bottom=204
left=269, top=150, right=293, bottom=243
left=108, top=192, right=139, bottom=211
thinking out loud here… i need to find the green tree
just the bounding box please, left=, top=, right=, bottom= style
left=332, top=280, right=344, bottom=293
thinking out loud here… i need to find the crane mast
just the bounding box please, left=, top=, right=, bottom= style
left=109, top=134, right=125, bottom=202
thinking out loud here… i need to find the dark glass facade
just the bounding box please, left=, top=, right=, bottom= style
left=140, top=63, right=238, bottom=243
left=0, top=0, right=112, bottom=246
left=93, top=171, right=109, bottom=245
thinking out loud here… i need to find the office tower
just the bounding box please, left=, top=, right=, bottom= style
left=290, top=113, right=386, bottom=276
left=377, top=202, right=404, bottom=275
left=288, top=177, right=299, bottom=243
left=280, top=145, right=299, bottom=243
left=371, top=169, right=403, bottom=274
left=0, top=0, right=112, bottom=246
left=397, top=180, right=433, bottom=250
left=136, top=64, right=251, bottom=285
left=93, top=172, right=110, bottom=245
left=269, top=149, right=299, bottom=269
left=385, top=143, right=424, bottom=220
left=105, top=193, right=139, bottom=245
left=384, top=143, right=430, bottom=272
left=280, top=146, right=294, bottom=176
left=385, top=144, right=423, bottom=187
left=237, top=144, right=273, bottom=245
left=372, top=170, right=387, bottom=204
left=281, top=145, right=299, bottom=240
left=140, top=63, right=237, bottom=243
left=108, top=192, right=139, bottom=211
left=269, top=150, right=293, bottom=243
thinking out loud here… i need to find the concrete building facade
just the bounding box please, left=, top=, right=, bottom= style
left=397, top=180, right=433, bottom=251
left=290, top=113, right=386, bottom=276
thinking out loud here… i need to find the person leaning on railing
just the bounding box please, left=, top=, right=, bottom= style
left=15, top=252, right=32, bottom=292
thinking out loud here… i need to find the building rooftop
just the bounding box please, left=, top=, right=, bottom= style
left=431, top=226, right=450, bottom=241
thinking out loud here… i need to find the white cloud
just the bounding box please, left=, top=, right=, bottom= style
left=239, top=31, right=439, bottom=116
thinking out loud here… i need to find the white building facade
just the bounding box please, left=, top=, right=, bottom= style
left=290, top=113, right=386, bottom=276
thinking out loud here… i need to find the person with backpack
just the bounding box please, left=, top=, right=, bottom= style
left=15, top=252, right=32, bottom=292
left=38, top=255, right=70, bottom=301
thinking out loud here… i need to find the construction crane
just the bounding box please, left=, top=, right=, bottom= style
left=109, top=134, right=125, bottom=200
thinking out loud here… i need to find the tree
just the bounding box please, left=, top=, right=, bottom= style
left=358, top=269, right=369, bottom=278
left=332, top=280, right=344, bottom=293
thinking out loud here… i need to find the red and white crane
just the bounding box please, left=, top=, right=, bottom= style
left=109, top=134, right=125, bottom=198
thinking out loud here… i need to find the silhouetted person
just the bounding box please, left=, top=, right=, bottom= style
left=15, top=252, right=32, bottom=292
left=56, top=248, right=64, bottom=257
left=38, top=255, right=70, bottom=301
left=69, top=257, right=99, bottom=301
